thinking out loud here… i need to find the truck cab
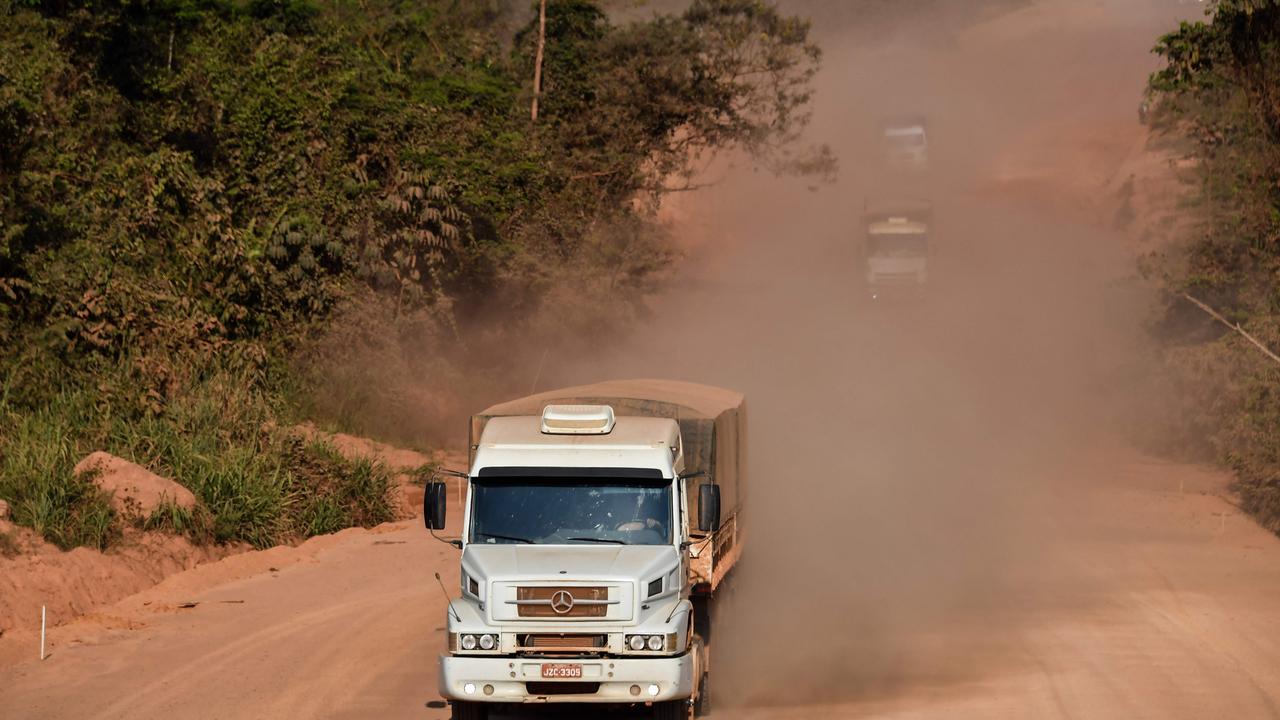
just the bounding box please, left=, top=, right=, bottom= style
left=864, top=209, right=931, bottom=301
left=881, top=118, right=929, bottom=170
left=428, top=382, right=745, bottom=720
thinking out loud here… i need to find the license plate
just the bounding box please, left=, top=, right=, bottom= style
left=541, top=663, right=583, bottom=679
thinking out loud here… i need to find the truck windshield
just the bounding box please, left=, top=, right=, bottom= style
left=470, top=478, right=673, bottom=546
left=868, top=234, right=928, bottom=256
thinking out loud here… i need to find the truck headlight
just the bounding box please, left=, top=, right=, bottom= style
left=455, top=633, right=498, bottom=653
left=626, top=634, right=675, bottom=652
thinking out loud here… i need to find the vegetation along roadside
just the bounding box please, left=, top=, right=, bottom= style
left=0, top=0, right=829, bottom=551
left=1144, top=0, right=1280, bottom=532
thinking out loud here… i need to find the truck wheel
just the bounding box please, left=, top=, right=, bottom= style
left=653, top=700, right=694, bottom=720
left=695, top=672, right=711, bottom=716
left=693, top=596, right=712, bottom=645
left=450, top=700, right=488, bottom=720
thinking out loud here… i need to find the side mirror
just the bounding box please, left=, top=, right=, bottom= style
left=698, top=484, right=721, bottom=533
left=425, top=481, right=447, bottom=530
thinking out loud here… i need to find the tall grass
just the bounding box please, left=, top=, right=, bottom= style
left=0, top=358, right=397, bottom=551
left=0, top=392, right=117, bottom=550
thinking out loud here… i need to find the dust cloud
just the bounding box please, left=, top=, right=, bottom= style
left=524, top=0, right=1192, bottom=710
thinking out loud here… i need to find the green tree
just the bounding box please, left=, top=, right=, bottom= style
left=1153, top=0, right=1280, bottom=140
left=518, top=0, right=833, bottom=206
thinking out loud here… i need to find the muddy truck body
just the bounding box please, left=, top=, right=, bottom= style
left=426, top=379, right=745, bottom=720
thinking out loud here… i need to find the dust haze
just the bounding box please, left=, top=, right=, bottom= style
left=8, top=2, right=1280, bottom=719
left=530, top=0, right=1193, bottom=709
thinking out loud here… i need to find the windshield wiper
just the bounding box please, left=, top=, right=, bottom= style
left=564, top=537, right=628, bottom=545
left=476, top=532, right=534, bottom=544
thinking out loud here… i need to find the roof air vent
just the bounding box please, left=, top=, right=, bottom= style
left=541, top=405, right=616, bottom=435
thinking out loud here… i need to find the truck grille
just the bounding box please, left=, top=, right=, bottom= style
left=515, top=586, right=608, bottom=618
left=517, top=634, right=607, bottom=652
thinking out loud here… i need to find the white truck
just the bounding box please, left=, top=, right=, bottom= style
left=425, top=379, right=746, bottom=720
left=880, top=115, right=931, bottom=170
left=863, top=204, right=931, bottom=301
left=881, top=116, right=929, bottom=170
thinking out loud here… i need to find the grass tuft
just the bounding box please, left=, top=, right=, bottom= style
left=0, top=358, right=397, bottom=552
left=0, top=396, right=118, bottom=550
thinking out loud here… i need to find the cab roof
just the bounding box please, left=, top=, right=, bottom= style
left=868, top=219, right=928, bottom=235
left=472, top=415, right=681, bottom=478
left=480, top=415, right=678, bottom=448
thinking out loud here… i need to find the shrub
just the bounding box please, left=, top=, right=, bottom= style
left=1147, top=0, right=1280, bottom=531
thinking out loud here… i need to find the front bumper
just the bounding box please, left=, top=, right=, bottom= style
left=439, top=653, right=695, bottom=704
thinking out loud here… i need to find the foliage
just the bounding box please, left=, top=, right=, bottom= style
left=518, top=0, right=832, bottom=206
left=0, top=398, right=118, bottom=550
left=0, top=0, right=825, bottom=549
left=1152, top=0, right=1280, bottom=139
left=292, top=440, right=395, bottom=537
left=1147, top=0, right=1280, bottom=532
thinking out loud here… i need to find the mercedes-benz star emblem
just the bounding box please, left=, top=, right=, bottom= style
left=550, top=590, right=575, bottom=614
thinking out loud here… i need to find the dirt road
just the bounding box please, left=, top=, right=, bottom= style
left=6, top=1, right=1280, bottom=718
left=729, top=451, right=1280, bottom=719
left=4, top=451, right=1278, bottom=720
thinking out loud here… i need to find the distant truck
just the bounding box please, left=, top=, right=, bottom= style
left=425, top=379, right=746, bottom=720
left=863, top=204, right=931, bottom=300
left=881, top=117, right=928, bottom=170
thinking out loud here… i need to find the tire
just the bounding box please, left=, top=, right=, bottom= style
left=450, top=700, right=488, bottom=720
left=653, top=700, right=694, bottom=720
left=695, top=671, right=711, bottom=717
left=693, top=596, right=712, bottom=645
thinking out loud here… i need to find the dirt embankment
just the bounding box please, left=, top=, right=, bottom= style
left=0, top=452, right=240, bottom=642
left=0, top=427, right=457, bottom=648
left=0, top=528, right=237, bottom=648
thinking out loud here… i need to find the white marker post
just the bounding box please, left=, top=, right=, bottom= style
left=40, top=605, right=46, bottom=660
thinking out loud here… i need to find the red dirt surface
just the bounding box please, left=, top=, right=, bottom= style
left=0, top=531, right=238, bottom=661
